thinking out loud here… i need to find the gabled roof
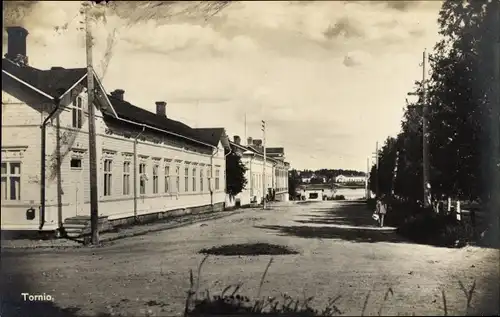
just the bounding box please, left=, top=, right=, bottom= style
left=2, top=58, right=224, bottom=149
left=193, top=128, right=226, bottom=147
left=107, top=95, right=199, bottom=139
left=2, top=58, right=86, bottom=99
left=106, top=95, right=224, bottom=148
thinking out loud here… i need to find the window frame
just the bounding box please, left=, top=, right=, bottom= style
left=184, top=167, right=189, bottom=192
left=139, top=162, right=147, bottom=195
left=1, top=161, right=21, bottom=201
left=123, top=161, right=131, bottom=195
left=164, top=165, right=170, bottom=193
left=103, top=159, right=113, bottom=196
left=153, top=164, right=159, bottom=194
left=215, top=169, right=220, bottom=191
left=72, top=96, right=83, bottom=129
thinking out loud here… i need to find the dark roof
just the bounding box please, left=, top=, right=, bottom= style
left=106, top=95, right=221, bottom=148
left=3, top=58, right=225, bottom=148
left=193, top=128, right=225, bottom=147
left=2, top=58, right=86, bottom=98
left=266, top=147, right=284, bottom=155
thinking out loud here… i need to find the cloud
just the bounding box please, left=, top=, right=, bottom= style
left=2, top=1, right=443, bottom=170
left=343, top=50, right=372, bottom=67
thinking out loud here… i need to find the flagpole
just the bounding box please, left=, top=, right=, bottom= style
left=262, top=120, right=266, bottom=209
left=244, top=113, right=247, bottom=141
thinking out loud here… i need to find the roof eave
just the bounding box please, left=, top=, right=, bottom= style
left=2, top=69, right=54, bottom=101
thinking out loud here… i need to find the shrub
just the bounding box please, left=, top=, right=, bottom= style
left=396, top=210, right=474, bottom=247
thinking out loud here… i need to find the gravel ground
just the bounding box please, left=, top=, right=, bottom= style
left=1, top=201, right=498, bottom=316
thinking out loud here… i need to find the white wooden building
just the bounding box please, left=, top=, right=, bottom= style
left=226, top=136, right=289, bottom=207
left=1, top=27, right=229, bottom=233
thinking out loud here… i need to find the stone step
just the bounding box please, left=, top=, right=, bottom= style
left=63, top=223, right=90, bottom=229
left=64, top=216, right=108, bottom=225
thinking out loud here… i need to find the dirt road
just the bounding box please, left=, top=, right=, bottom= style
left=1, top=201, right=498, bottom=316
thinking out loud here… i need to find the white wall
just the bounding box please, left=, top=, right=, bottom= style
left=1, top=87, right=227, bottom=231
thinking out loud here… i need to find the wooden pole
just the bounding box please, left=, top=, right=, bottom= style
left=85, top=1, right=99, bottom=245
left=375, top=141, right=379, bottom=198
left=422, top=49, right=431, bottom=208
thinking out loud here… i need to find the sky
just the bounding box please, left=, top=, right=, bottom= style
left=3, top=0, right=444, bottom=171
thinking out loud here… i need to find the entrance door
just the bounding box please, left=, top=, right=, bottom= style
left=70, top=158, right=85, bottom=217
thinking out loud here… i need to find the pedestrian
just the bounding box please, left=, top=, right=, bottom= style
left=376, top=195, right=388, bottom=227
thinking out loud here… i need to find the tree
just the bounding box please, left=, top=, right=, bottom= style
left=225, top=152, right=247, bottom=199
left=426, top=0, right=498, bottom=201
left=373, top=0, right=498, bottom=206
left=288, top=169, right=300, bottom=200
left=368, top=137, right=398, bottom=197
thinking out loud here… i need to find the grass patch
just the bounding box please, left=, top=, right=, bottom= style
left=199, top=243, right=299, bottom=256
left=184, top=256, right=479, bottom=316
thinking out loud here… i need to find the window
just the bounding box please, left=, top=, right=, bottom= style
left=184, top=167, right=189, bottom=192
left=176, top=166, right=180, bottom=193
left=200, top=169, right=204, bottom=192
left=72, top=96, right=83, bottom=128
left=139, top=163, right=146, bottom=195
left=192, top=168, right=197, bottom=192
left=215, top=169, right=220, bottom=190
left=1, top=162, right=21, bottom=200
left=70, top=158, right=82, bottom=169
left=103, top=159, right=112, bottom=196
left=123, top=161, right=131, bottom=195
left=164, top=165, right=170, bottom=193
left=153, top=164, right=159, bottom=194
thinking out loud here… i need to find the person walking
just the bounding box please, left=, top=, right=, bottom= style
left=376, top=195, right=388, bottom=227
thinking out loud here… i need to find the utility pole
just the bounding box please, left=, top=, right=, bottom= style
left=85, top=1, right=99, bottom=245
left=365, top=157, right=370, bottom=199
left=421, top=49, right=431, bottom=208
left=262, top=120, right=266, bottom=209
left=408, top=50, right=431, bottom=208
left=372, top=142, right=379, bottom=198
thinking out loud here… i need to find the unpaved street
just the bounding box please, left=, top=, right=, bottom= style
left=1, top=201, right=499, bottom=316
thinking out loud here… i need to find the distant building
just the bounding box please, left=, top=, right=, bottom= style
left=335, top=174, right=366, bottom=183
left=226, top=136, right=290, bottom=207
left=298, top=184, right=335, bottom=201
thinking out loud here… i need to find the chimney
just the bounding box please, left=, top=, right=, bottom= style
left=111, top=89, right=124, bottom=100
left=156, top=101, right=167, bottom=117
left=247, top=137, right=253, bottom=146
left=233, top=135, right=241, bottom=145
left=253, top=139, right=263, bottom=147
left=5, top=26, right=29, bottom=66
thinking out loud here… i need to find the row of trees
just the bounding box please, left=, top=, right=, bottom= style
left=369, top=0, right=499, bottom=205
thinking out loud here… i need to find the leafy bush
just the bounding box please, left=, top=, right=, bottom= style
left=396, top=210, right=474, bottom=248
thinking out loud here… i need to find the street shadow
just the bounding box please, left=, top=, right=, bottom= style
left=0, top=251, right=111, bottom=317
left=296, top=202, right=377, bottom=227
left=256, top=224, right=409, bottom=244
left=256, top=202, right=412, bottom=244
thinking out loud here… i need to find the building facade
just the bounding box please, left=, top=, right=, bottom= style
left=335, top=175, right=366, bottom=183
left=1, top=27, right=228, bottom=232
left=226, top=136, right=289, bottom=207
